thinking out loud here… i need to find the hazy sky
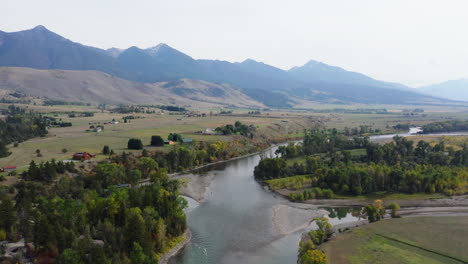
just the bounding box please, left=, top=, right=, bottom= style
left=2, top=0, right=468, bottom=87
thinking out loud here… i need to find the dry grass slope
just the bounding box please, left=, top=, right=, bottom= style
left=0, top=67, right=265, bottom=108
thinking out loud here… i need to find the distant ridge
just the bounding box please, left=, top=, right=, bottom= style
left=0, top=25, right=462, bottom=107
left=419, top=79, right=468, bottom=102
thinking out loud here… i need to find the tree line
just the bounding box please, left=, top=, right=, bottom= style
left=421, top=120, right=468, bottom=134
left=0, top=105, right=48, bottom=157
left=129, top=138, right=268, bottom=172
left=255, top=129, right=468, bottom=199
left=215, top=121, right=252, bottom=136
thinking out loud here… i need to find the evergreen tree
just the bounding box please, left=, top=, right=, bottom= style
left=0, top=141, right=11, bottom=157
left=150, top=136, right=164, bottom=146
left=102, top=145, right=110, bottom=155
left=128, top=138, right=143, bottom=150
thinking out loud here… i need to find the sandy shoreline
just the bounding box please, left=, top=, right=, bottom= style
left=173, top=172, right=215, bottom=202
left=271, top=203, right=329, bottom=235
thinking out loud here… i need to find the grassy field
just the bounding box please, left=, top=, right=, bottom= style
left=1, top=102, right=467, bottom=184
left=325, top=110, right=468, bottom=131
left=322, top=216, right=468, bottom=264
left=0, top=103, right=317, bottom=170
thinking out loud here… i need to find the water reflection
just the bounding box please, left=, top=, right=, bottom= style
left=324, top=207, right=363, bottom=220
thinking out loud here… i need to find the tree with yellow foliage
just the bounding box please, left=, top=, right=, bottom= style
left=300, top=249, right=328, bottom=264
left=365, top=199, right=386, bottom=223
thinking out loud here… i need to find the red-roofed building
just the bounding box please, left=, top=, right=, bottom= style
left=2, top=166, right=16, bottom=172
left=73, top=152, right=95, bottom=161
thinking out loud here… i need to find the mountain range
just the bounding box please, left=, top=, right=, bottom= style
left=419, top=79, right=468, bottom=102
left=0, top=25, right=462, bottom=108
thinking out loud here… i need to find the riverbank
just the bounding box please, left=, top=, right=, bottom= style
left=159, top=229, right=192, bottom=264
left=172, top=151, right=263, bottom=202
left=272, top=204, right=329, bottom=235
left=171, top=139, right=302, bottom=202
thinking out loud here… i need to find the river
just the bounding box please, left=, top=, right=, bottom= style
left=172, top=129, right=468, bottom=264
left=369, top=127, right=468, bottom=141
left=171, top=146, right=358, bottom=264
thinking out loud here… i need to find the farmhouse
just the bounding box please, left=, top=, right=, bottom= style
left=164, top=140, right=175, bottom=145
left=73, top=152, right=95, bottom=161
left=2, top=166, right=16, bottom=172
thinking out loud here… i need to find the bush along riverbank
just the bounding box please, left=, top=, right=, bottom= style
left=298, top=218, right=333, bottom=264
left=254, top=128, right=468, bottom=202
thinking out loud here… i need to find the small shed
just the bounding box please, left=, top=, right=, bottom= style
left=164, top=140, right=175, bottom=145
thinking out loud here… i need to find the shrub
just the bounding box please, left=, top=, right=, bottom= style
left=300, top=249, right=328, bottom=264
left=102, top=145, right=110, bottom=155
left=387, top=202, right=400, bottom=218
left=322, top=189, right=334, bottom=199
left=168, top=133, right=183, bottom=143
left=150, top=136, right=164, bottom=146
left=128, top=138, right=143, bottom=150
left=0, top=229, right=6, bottom=241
